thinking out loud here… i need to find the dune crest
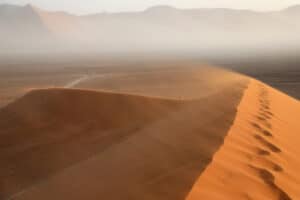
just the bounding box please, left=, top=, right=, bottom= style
left=0, top=75, right=247, bottom=199
left=186, top=79, right=300, bottom=200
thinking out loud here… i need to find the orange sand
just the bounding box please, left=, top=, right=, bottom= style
left=186, top=79, right=300, bottom=200
left=1, top=68, right=299, bottom=200
left=0, top=69, right=247, bottom=200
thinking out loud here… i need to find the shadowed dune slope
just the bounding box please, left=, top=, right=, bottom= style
left=0, top=89, right=185, bottom=199
left=0, top=75, right=247, bottom=200
left=186, top=79, right=300, bottom=200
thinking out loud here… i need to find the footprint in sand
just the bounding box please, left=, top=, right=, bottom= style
left=254, top=134, right=281, bottom=153
left=256, top=116, right=273, bottom=129
left=259, top=108, right=274, bottom=116
left=251, top=122, right=262, bottom=130
left=249, top=166, right=291, bottom=200
left=272, top=163, right=284, bottom=172
left=262, top=129, right=273, bottom=137
left=251, top=122, right=273, bottom=137
left=256, top=147, right=271, bottom=156
left=261, top=104, right=271, bottom=110
left=257, top=115, right=268, bottom=122
left=258, top=112, right=272, bottom=120
left=249, top=86, right=290, bottom=199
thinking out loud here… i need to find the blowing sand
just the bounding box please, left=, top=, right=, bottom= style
left=0, top=67, right=299, bottom=200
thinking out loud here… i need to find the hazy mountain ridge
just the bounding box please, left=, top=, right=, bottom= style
left=283, top=5, right=300, bottom=14
left=0, top=4, right=49, bottom=38
left=1, top=4, right=300, bottom=54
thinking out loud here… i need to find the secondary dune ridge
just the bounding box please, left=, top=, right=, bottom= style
left=0, top=89, right=186, bottom=199
left=0, top=71, right=247, bottom=199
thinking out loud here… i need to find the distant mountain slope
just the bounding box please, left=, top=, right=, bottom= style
left=1, top=4, right=300, bottom=53
left=0, top=4, right=49, bottom=40
left=33, top=6, right=80, bottom=37
left=283, top=5, right=300, bottom=15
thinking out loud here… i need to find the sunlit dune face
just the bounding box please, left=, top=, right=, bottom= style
left=186, top=79, right=300, bottom=200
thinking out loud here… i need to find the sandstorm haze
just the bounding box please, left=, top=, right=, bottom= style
left=1, top=1, right=300, bottom=200
left=1, top=2, right=300, bottom=56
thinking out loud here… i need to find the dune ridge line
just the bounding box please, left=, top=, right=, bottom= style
left=0, top=74, right=248, bottom=200
left=186, top=79, right=300, bottom=200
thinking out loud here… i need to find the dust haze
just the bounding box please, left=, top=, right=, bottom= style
left=1, top=4, right=300, bottom=56
left=1, top=3, right=300, bottom=200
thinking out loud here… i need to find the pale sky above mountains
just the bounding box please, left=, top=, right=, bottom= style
left=0, top=0, right=300, bottom=14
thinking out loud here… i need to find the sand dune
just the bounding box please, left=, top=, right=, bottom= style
left=0, top=68, right=299, bottom=200
left=0, top=69, right=247, bottom=199
left=186, top=79, right=300, bottom=200
left=0, top=88, right=186, bottom=199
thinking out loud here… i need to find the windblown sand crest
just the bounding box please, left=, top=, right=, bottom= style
left=0, top=68, right=247, bottom=200
left=186, top=79, right=300, bottom=200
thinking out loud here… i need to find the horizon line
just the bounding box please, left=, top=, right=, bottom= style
left=0, top=2, right=299, bottom=16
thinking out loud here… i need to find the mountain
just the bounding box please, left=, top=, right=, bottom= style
left=283, top=4, right=300, bottom=14
left=1, top=4, right=300, bottom=54
left=0, top=4, right=49, bottom=40
left=33, top=6, right=79, bottom=36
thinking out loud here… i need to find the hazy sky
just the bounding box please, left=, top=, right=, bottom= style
left=1, top=0, right=300, bottom=14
